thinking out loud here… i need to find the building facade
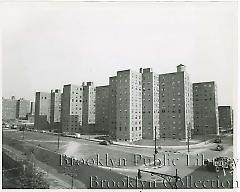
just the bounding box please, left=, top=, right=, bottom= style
left=16, top=98, right=30, bottom=119
left=116, top=70, right=142, bottom=142
left=95, top=85, right=109, bottom=134
left=159, top=65, right=193, bottom=140
left=2, top=96, right=17, bottom=120
left=50, top=89, right=62, bottom=131
left=193, top=81, right=219, bottom=135
left=34, top=92, right=51, bottom=130
left=61, top=84, right=83, bottom=133
left=108, top=76, right=117, bottom=138
left=141, top=68, right=160, bottom=139
left=30, top=102, right=35, bottom=115
left=218, top=106, right=233, bottom=131
left=82, top=82, right=96, bottom=133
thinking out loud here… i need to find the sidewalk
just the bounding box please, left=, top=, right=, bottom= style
left=76, top=136, right=214, bottom=150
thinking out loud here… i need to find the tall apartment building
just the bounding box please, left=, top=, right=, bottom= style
left=193, top=81, right=219, bottom=135
left=141, top=68, right=160, bottom=139
left=159, top=64, right=193, bottom=140
left=108, top=76, right=117, bottom=138
left=30, top=102, right=35, bottom=115
left=61, top=84, right=83, bottom=133
left=16, top=98, right=30, bottom=119
left=50, top=89, right=62, bottom=131
left=218, top=106, right=233, bottom=131
left=34, top=92, right=51, bottom=130
left=27, top=101, right=35, bottom=123
left=82, top=82, right=96, bottom=133
left=116, top=70, right=142, bottom=142
left=2, top=96, right=17, bottom=120
left=95, top=85, right=109, bottom=134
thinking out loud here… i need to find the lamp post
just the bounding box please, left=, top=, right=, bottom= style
left=153, top=126, right=158, bottom=166
left=22, top=126, right=25, bottom=140
left=187, top=123, right=191, bottom=153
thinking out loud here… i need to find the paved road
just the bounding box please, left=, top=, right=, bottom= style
left=3, top=129, right=234, bottom=189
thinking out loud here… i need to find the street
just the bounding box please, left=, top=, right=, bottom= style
left=3, top=129, right=234, bottom=189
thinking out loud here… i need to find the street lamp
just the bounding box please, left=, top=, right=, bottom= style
left=187, top=123, right=191, bottom=152
left=153, top=126, right=158, bottom=166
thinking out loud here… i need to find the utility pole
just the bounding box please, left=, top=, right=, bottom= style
left=154, top=126, right=157, bottom=166
left=71, top=174, right=74, bottom=189
left=22, top=125, right=25, bottom=140
left=57, top=131, right=60, bottom=150
left=187, top=123, right=190, bottom=152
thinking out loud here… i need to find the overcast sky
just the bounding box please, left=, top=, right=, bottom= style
left=1, top=1, right=237, bottom=107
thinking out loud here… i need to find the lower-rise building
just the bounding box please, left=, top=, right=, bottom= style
left=193, top=81, right=219, bottom=135
left=218, top=106, right=233, bottom=131
left=2, top=96, right=17, bottom=120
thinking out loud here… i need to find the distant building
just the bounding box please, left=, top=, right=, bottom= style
left=16, top=98, right=30, bottom=119
left=95, top=85, right=110, bottom=134
left=159, top=65, right=193, bottom=140
left=50, top=89, right=62, bottom=131
left=218, top=106, right=233, bottom=131
left=61, top=84, right=83, bottom=133
left=34, top=92, right=51, bottom=130
left=2, top=96, right=17, bottom=120
left=30, top=102, right=35, bottom=115
left=82, top=82, right=96, bottom=133
left=141, top=68, right=160, bottom=140
left=193, top=81, right=219, bottom=135
left=108, top=76, right=117, bottom=138
left=27, top=101, right=35, bottom=123
left=116, top=70, right=142, bottom=142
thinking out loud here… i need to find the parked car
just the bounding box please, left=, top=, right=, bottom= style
left=11, top=125, right=18, bottom=129
left=215, top=144, right=224, bottom=151
left=213, top=137, right=222, bottom=143
left=61, top=133, right=67, bottom=137
left=99, top=140, right=109, bottom=145
left=204, top=156, right=233, bottom=172
left=40, top=130, right=47, bottom=133
left=19, top=126, right=25, bottom=131
left=75, top=133, right=81, bottom=138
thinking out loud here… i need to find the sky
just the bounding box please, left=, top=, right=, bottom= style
left=1, top=1, right=238, bottom=107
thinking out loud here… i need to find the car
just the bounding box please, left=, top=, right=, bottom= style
left=61, top=133, right=67, bottom=137
left=215, top=144, right=224, bottom=151
left=99, top=140, right=109, bottom=145
left=75, top=133, right=81, bottom=138
left=40, top=130, right=47, bottom=133
left=11, top=125, right=18, bottom=129
left=213, top=137, right=222, bottom=143
left=204, top=156, right=233, bottom=172
left=105, top=139, right=113, bottom=144
left=19, top=126, right=25, bottom=131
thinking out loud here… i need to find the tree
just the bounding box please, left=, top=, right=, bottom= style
left=15, top=162, right=49, bottom=189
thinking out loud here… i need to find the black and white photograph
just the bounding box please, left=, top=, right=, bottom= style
left=1, top=0, right=238, bottom=189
